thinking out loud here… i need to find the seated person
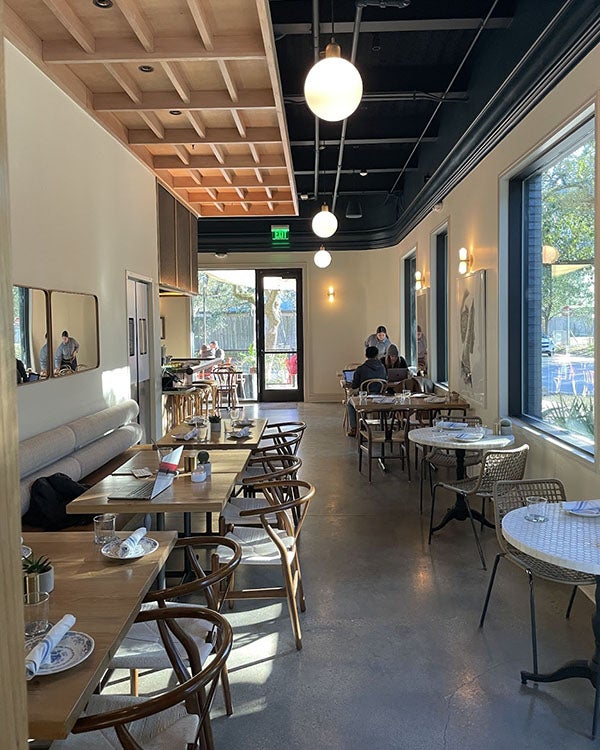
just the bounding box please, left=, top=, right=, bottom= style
left=364, top=325, right=391, bottom=358
left=16, top=358, right=28, bottom=384
left=54, top=330, right=79, bottom=373
left=381, top=344, right=408, bottom=371
left=346, top=346, right=387, bottom=437
left=200, top=344, right=214, bottom=359
left=209, top=340, right=224, bottom=359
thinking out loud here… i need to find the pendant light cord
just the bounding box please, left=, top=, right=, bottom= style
left=331, top=0, right=335, bottom=41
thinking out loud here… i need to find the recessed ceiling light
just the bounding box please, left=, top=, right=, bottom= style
left=215, top=252, right=228, bottom=259
left=169, top=110, right=182, bottom=116
left=93, top=0, right=113, bottom=7
left=139, top=65, right=154, bottom=73
left=359, top=168, right=368, bottom=177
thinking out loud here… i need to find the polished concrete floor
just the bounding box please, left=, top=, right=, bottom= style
left=139, top=403, right=598, bottom=748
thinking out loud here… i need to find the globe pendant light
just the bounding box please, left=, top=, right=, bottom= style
left=314, top=245, right=332, bottom=268
left=312, top=203, right=338, bottom=238
left=304, top=41, right=363, bottom=122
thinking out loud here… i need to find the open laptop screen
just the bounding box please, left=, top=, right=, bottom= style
left=343, top=369, right=355, bottom=384
left=386, top=367, right=409, bottom=383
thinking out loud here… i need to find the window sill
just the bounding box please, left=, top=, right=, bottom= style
left=511, top=416, right=595, bottom=466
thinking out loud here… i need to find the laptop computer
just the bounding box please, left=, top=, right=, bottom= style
left=107, top=446, right=183, bottom=500
left=343, top=369, right=355, bottom=384
left=386, top=367, right=409, bottom=383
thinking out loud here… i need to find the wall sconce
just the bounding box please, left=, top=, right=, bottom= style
left=458, top=247, right=472, bottom=275
left=414, top=270, right=423, bottom=291
left=327, top=286, right=335, bottom=303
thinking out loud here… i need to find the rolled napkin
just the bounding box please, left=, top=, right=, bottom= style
left=563, top=500, right=600, bottom=515
left=118, top=527, right=147, bottom=558
left=230, top=426, right=250, bottom=438
left=183, top=427, right=198, bottom=441
left=25, top=614, right=76, bottom=680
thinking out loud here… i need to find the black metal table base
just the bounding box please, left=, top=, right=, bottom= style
left=431, top=500, right=494, bottom=534
left=520, top=574, right=600, bottom=739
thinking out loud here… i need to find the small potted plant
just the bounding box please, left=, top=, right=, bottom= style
left=22, top=554, right=54, bottom=593
left=197, top=450, right=211, bottom=476
left=208, top=412, right=221, bottom=432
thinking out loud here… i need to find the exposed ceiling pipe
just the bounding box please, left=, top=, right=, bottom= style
left=312, top=0, right=320, bottom=199
left=331, top=3, right=363, bottom=213
left=385, top=0, right=500, bottom=203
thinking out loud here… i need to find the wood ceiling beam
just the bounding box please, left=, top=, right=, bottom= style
left=231, top=110, right=246, bottom=138
left=217, top=60, right=238, bottom=102
left=220, top=169, right=233, bottom=184
left=185, top=0, right=214, bottom=51
left=249, top=143, right=261, bottom=163
left=204, top=187, right=218, bottom=201
left=209, top=144, right=225, bottom=164
left=267, top=201, right=275, bottom=211
left=185, top=111, right=206, bottom=138
left=234, top=187, right=247, bottom=200
left=187, top=188, right=291, bottom=201
left=113, top=0, right=154, bottom=52
left=41, top=0, right=95, bottom=53
left=128, top=126, right=281, bottom=145
left=139, top=111, right=164, bottom=139
left=172, top=174, right=290, bottom=189
left=106, top=63, right=142, bottom=103
left=197, top=203, right=292, bottom=217
left=153, top=154, right=286, bottom=170
left=173, top=145, right=190, bottom=165
left=254, top=167, right=263, bottom=183
left=92, top=89, right=275, bottom=111
left=42, top=35, right=265, bottom=64
left=189, top=170, right=203, bottom=186
left=161, top=62, right=191, bottom=103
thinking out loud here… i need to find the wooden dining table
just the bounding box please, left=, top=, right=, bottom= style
left=157, top=418, right=268, bottom=450
left=25, top=530, right=176, bottom=741
left=111, top=447, right=251, bottom=477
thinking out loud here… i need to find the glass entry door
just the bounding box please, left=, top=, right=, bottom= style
left=256, top=269, right=303, bottom=402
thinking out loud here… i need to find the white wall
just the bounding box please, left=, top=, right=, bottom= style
left=6, top=42, right=160, bottom=439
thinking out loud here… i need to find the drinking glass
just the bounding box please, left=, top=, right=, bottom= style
left=94, top=513, right=117, bottom=544
left=401, top=389, right=411, bottom=404
left=229, top=407, right=241, bottom=424
left=24, top=592, right=50, bottom=638
left=432, top=418, right=444, bottom=433
left=524, top=496, right=548, bottom=523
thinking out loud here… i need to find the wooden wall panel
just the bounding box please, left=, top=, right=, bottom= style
left=189, top=213, right=198, bottom=295
left=175, top=200, right=191, bottom=292
left=158, top=185, right=176, bottom=288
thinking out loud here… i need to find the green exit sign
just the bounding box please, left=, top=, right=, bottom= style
left=271, top=225, right=290, bottom=242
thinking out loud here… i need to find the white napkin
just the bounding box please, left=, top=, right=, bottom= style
left=182, top=427, right=198, bottom=440
left=118, top=527, right=147, bottom=558
left=230, top=426, right=250, bottom=438
left=25, top=614, right=76, bottom=680
left=563, top=500, right=600, bottom=514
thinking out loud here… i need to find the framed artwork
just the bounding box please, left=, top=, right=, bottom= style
left=416, top=288, right=430, bottom=375
left=456, top=269, right=486, bottom=406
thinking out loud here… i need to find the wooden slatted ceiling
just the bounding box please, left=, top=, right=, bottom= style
left=4, top=0, right=297, bottom=218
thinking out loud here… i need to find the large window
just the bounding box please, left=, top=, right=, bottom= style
left=509, top=117, right=595, bottom=452
left=434, top=230, right=448, bottom=383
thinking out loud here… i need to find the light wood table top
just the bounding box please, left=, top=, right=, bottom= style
left=157, top=418, right=268, bottom=450
left=349, top=394, right=470, bottom=414
left=66, top=472, right=237, bottom=518
left=24, top=531, right=176, bottom=740
left=112, top=448, right=251, bottom=476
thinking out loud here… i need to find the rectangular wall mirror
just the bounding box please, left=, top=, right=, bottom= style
left=50, top=291, right=99, bottom=375
left=13, top=285, right=48, bottom=384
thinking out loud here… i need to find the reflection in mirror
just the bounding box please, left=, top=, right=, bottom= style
left=13, top=286, right=48, bottom=384
left=50, top=291, right=99, bottom=376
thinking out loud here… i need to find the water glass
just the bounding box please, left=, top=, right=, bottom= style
left=24, top=591, right=50, bottom=638
left=401, top=389, right=411, bottom=404
left=432, top=418, right=444, bottom=433
left=94, top=513, right=117, bottom=544
left=524, top=496, right=548, bottom=523
left=229, top=407, right=241, bottom=424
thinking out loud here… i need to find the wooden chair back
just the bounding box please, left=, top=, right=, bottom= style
left=359, top=378, right=387, bottom=393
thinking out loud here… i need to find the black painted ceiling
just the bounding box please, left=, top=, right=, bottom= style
left=197, top=0, right=600, bottom=254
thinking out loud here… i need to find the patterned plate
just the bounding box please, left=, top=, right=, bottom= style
left=101, top=536, right=159, bottom=560
left=29, top=631, right=95, bottom=675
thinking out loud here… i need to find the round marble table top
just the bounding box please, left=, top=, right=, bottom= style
left=407, top=426, right=514, bottom=451
left=503, top=503, right=600, bottom=576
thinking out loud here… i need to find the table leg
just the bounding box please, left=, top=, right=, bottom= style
left=520, top=574, right=600, bottom=738
left=431, top=449, right=494, bottom=533
left=156, top=513, right=166, bottom=587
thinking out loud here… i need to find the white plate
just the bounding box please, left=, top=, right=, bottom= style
left=439, top=422, right=465, bottom=430
left=411, top=393, right=428, bottom=398
left=566, top=508, right=600, bottom=517
left=28, top=631, right=95, bottom=675
left=455, top=433, right=485, bottom=442
left=22, top=545, right=32, bottom=559
left=101, top=537, right=159, bottom=560
left=185, top=417, right=205, bottom=426
left=234, top=419, right=254, bottom=427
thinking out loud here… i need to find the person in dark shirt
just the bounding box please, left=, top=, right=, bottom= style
left=16, top=358, right=28, bottom=384
left=347, top=346, right=387, bottom=436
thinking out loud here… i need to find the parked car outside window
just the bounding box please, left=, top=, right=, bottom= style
left=541, top=334, right=555, bottom=356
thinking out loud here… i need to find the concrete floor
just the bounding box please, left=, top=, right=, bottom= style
left=132, top=402, right=599, bottom=748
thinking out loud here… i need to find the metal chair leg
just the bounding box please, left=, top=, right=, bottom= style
left=479, top=553, right=504, bottom=627
left=464, top=497, right=486, bottom=570
left=429, top=484, right=438, bottom=544
left=565, top=584, right=578, bottom=619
